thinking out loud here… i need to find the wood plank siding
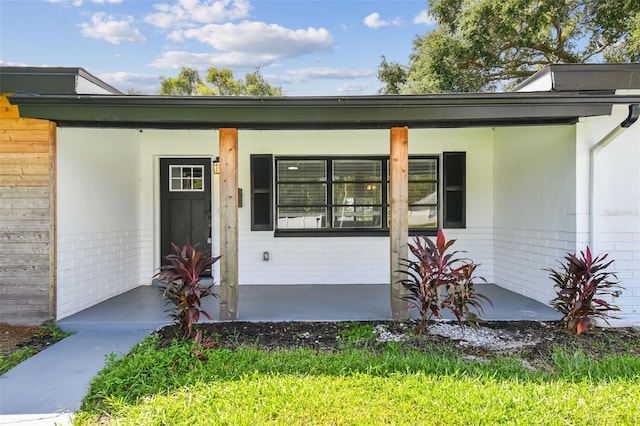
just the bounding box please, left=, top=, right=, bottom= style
left=0, top=96, right=56, bottom=324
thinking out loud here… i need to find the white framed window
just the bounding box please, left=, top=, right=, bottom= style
left=169, top=165, right=205, bottom=192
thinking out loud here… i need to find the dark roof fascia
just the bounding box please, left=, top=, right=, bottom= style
left=8, top=92, right=640, bottom=130
left=0, top=66, right=122, bottom=95
left=513, top=63, right=640, bottom=92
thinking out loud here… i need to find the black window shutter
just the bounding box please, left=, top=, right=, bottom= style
left=250, top=154, right=273, bottom=231
left=443, top=152, right=466, bottom=228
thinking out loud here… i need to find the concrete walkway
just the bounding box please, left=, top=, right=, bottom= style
left=0, top=330, right=152, bottom=424
left=0, top=283, right=560, bottom=422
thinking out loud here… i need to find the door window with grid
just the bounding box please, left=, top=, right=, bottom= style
left=169, top=165, right=205, bottom=192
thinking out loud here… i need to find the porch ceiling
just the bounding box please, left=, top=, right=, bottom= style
left=8, top=91, right=640, bottom=130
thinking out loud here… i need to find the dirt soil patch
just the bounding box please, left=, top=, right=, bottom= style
left=153, top=320, right=640, bottom=368
left=0, top=322, right=66, bottom=357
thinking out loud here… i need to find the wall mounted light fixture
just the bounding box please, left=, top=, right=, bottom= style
left=213, top=157, right=220, bottom=175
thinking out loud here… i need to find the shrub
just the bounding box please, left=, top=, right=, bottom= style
left=547, top=246, right=623, bottom=335
left=398, top=229, right=491, bottom=334
left=154, top=241, right=221, bottom=338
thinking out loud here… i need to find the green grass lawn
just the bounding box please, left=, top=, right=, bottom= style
left=74, top=335, right=640, bottom=425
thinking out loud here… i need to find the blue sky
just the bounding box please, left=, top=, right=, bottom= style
left=0, top=0, right=436, bottom=95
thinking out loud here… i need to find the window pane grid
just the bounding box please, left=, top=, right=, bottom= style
left=169, top=165, right=204, bottom=192
left=276, top=156, right=438, bottom=231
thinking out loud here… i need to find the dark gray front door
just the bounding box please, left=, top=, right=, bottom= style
left=160, top=158, right=212, bottom=269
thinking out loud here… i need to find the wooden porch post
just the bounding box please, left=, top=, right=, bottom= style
left=219, top=128, right=239, bottom=320
left=390, top=127, right=409, bottom=319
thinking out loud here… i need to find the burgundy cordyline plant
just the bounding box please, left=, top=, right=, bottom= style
left=398, top=229, right=491, bottom=334
left=154, top=241, right=221, bottom=338
left=547, top=246, right=623, bottom=335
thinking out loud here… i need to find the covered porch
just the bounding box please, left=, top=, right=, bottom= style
left=57, top=283, right=560, bottom=332
left=4, top=64, right=638, bottom=326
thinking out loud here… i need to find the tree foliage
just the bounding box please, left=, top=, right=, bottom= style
left=160, top=67, right=282, bottom=96
left=379, top=0, right=640, bottom=93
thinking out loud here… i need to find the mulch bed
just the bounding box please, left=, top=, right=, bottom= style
left=152, top=320, right=640, bottom=368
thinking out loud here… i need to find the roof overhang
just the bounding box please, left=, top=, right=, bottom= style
left=8, top=91, right=640, bottom=130
left=0, top=66, right=122, bottom=95
left=513, top=63, right=640, bottom=92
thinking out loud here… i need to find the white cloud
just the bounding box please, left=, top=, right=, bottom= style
left=0, top=60, right=30, bottom=67
left=149, top=50, right=271, bottom=69
left=147, top=2, right=333, bottom=70
left=152, top=21, right=333, bottom=70
left=47, top=0, right=83, bottom=5
left=180, top=21, right=333, bottom=58
left=363, top=12, right=402, bottom=29
left=275, top=67, right=375, bottom=84
left=80, top=12, right=146, bottom=44
left=364, top=12, right=388, bottom=29
left=47, top=0, right=121, bottom=5
left=336, top=82, right=371, bottom=95
left=97, top=71, right=159, bottom=94
left=413, top=10, right=436, bottom=25
left=145, top=0, right=251, bottom=29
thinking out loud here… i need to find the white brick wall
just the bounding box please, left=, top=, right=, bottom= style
left=577, top=104, right=640, bottom=325
left=57, top=230, right=144, bottom=318
left=440, top=227, right=495, bottom=283
left=56, top=128, right=145, bottom=319
left=238, top=232, right=390, bottom=284
left=604, top=232, right=640, bottom=323
left=492, top=125, right=577, bottom=306
left=494, top=227, right=576, bottom=304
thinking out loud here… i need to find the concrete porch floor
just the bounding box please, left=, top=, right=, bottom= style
left=57, top=283, right=561, bottom=332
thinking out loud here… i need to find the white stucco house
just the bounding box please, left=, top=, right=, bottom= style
left=1, top=64, right=638, bottom=325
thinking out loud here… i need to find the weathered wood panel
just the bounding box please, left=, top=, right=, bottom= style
left=0, top=103, right=20, bottom=119
left=0, top=141, right=50, bottom=153
left=0, top=119, right=51, bottom=130
left=0, top=197, right=50, bottom=209
left=0, top=242, right=50, bottom=255
left=1, top=163, right=51, bottom=176
left=0, top=129, right=53, bottom=141
left=0, top=272, right=51, bottom=286
left=0, top=153, right=50, bottom=164
left=0, top=207, right=50, bottom=221
left=0, top=96, right=56, bottom=324
left=0, top=286, right=48, bottom=298
left=0, top=231, right=50, bottom=243
left=390, top=127, right=409, bottom=320
left=0, top=186, right=49, bottom=197
left=0, top=175, right=50, bottom=187
left=0, top=264, right=50, bottom=276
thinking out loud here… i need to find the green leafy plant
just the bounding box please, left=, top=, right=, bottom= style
left=36, top=319, right=72, bottom=340
left=155, top=241, right=221, bottom=338
left=547, top=246, right=623, bottom=335
left=398, top=229, right=491, bottom=334
left=0, top=347, right=36, bottom=375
